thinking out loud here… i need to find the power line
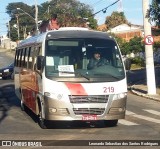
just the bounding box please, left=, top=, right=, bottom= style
left=89, top=0, right=120, bottom=17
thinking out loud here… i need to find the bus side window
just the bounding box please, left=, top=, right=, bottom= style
left=34, top=46, right=41, bottom=70
left=24, top=48, right=29, bottom=68
left=20, top=49, right=24, bottom=67
left=28, top=47, right=34, bottom=70
left=15, top=49, right=19, bottom=66
left=28, top=47, right=31, bottom=69
left=23, top=48, right=27, bottom=68
left=21, top=48, right=26, bottom=67
left=18, top=49, right=23, bottom=67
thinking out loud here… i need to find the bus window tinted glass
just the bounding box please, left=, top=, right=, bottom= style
left=45, top=38, right=125, bottom=81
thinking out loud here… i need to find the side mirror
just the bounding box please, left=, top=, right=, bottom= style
left=124, top=58, right=131, bottom=70
left=36, top=56, right=45, bottom=71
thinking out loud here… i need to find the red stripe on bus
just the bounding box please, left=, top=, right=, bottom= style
left=65, top=83, right=88, bottom=95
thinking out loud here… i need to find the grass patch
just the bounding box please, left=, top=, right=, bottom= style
left=130, top=64, right=144, bottom=70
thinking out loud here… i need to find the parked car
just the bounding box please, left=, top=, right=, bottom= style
left=0, top=63, right=14, bottom=79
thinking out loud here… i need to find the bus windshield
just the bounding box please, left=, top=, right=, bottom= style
left=45, top=38, right=125, bottom=82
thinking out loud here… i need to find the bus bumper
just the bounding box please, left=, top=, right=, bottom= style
left=43, top=95, right=127, bottom=121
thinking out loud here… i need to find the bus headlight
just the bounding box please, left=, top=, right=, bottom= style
left=44, top=92, right=51, bottom=97
left=44, top=92, right=63, bottom=100
left=113, top=93, right=127, bottom=100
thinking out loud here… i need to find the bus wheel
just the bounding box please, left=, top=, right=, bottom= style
left=104, top=120, right=118, bottom=127
left=38, top=111, right=47, bottom=129
left=20, top=100, right=25, bottom=111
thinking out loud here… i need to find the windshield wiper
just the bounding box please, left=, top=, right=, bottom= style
left=94, top=73, right=120, bottom=80
left=59, top=71, right=90, bottom=80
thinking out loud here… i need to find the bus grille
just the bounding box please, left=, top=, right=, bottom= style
left=69, top=95, right=109, bottom=103
left=73, top=108, right=105, bottom=115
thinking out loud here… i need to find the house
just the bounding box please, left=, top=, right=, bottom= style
left=97, top=24, right=107, bottom=31
left=107, top=24, right=144, bottom=42
left=0, top=35, right=17, bottom=50
left=98, top=23, right=160, bottom=43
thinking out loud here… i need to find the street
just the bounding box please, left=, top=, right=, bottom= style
left=0, top=51, right=160, bottom=148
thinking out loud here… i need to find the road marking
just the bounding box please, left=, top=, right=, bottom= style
left=143, top=109, right=160, bottom=116
left=118, top=119, right=139, bottom=126
left=126, top=110, right=136, bottom=115
left=126, top=110, right=160, bottom=124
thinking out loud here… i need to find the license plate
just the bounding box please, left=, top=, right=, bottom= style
left=82, top=115, right=97, bottom=121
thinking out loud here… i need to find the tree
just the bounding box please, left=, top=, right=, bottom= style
left=105, top=11, right=128, bottom=30
left=109, top=33, right=130, bottom=55
left=6, top=2, right=36, bottom=41
left=129, top=36, right=145, bottom=53
left=6, top=0, right=98, bottom=41
left=40, top=0, right=97, bottom=29
left=147, top=0, right=160, bottom=27
left=110, top=33, right=145, bottom=55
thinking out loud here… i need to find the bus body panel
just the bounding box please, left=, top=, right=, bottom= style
left=40, top=77, right=127, bottom=120
left=20, top=68, right=39, bottom=113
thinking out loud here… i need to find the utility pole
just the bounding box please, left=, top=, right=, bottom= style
left=16, top=14, right=20, bottom=41
left=8, top=21, right=11, bottom=51
left=142, top=0, right=156, bottom=95
left=34, top=0, right=39, bottom=34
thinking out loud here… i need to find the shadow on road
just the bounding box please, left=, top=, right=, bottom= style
left=0, top=83, right=20, bottom=124
left=127, top=67, right=160, bottom=87
left=23, top=105, right=112, bottom=129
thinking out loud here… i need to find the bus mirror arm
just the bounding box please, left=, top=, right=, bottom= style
left=124, top=58, right=131, bottom=71
left=36, top=56, right=45, bottom=71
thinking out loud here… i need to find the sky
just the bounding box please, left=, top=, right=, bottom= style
left=0, top=0, right=152, bottom=36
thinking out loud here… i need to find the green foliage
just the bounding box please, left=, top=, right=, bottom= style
left=147, top=0, right=160, bottom=27
left=131, top=57, right=145, bottom=67
left=110, top=33, right=145, bottom=55
left=6, top=2, right=36, bottom=41
left=6, top=0, right=97, bottom=41
left=42, top=0, right=97, bottom=29
left=154, top=41, right=160, bottom=50
left=112, top=34, right=130, bottom=55
left=105, top=11, right=128, bottom=30
left=129, top=36, right=145, bottom=53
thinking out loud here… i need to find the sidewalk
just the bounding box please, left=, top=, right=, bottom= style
left=130, top=78, right=160, bottom=102
left=131, top=84, right=160, bottom=102
left=0, top=48, right=15, bottom=58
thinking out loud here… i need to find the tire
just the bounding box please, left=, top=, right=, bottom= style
left=2, top=76, right=7, bottom=80
left=104, top=120, right=118, bottom=127
left=38, top=111, right=47, bottom=129
left=20, top=100, right=26, bottom=111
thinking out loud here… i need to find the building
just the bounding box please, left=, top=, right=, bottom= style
left=97, top=24, right=107, bottom=31
left=107, top=24, right=144, bottom=42
left=98, top=23, right=160, bottom=43
left=0, top=35, right=17, bottom=50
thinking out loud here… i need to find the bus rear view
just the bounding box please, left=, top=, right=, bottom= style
left=15, top=28, right=127, bottom=128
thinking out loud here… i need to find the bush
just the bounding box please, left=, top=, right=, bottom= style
left=131, top=57, right=145, bottom=67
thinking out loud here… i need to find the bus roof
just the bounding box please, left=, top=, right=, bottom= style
left=17, top=27, right=114, bottom=48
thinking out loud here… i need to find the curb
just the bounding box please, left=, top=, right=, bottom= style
left=130, top=85, right=160, bottom=102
